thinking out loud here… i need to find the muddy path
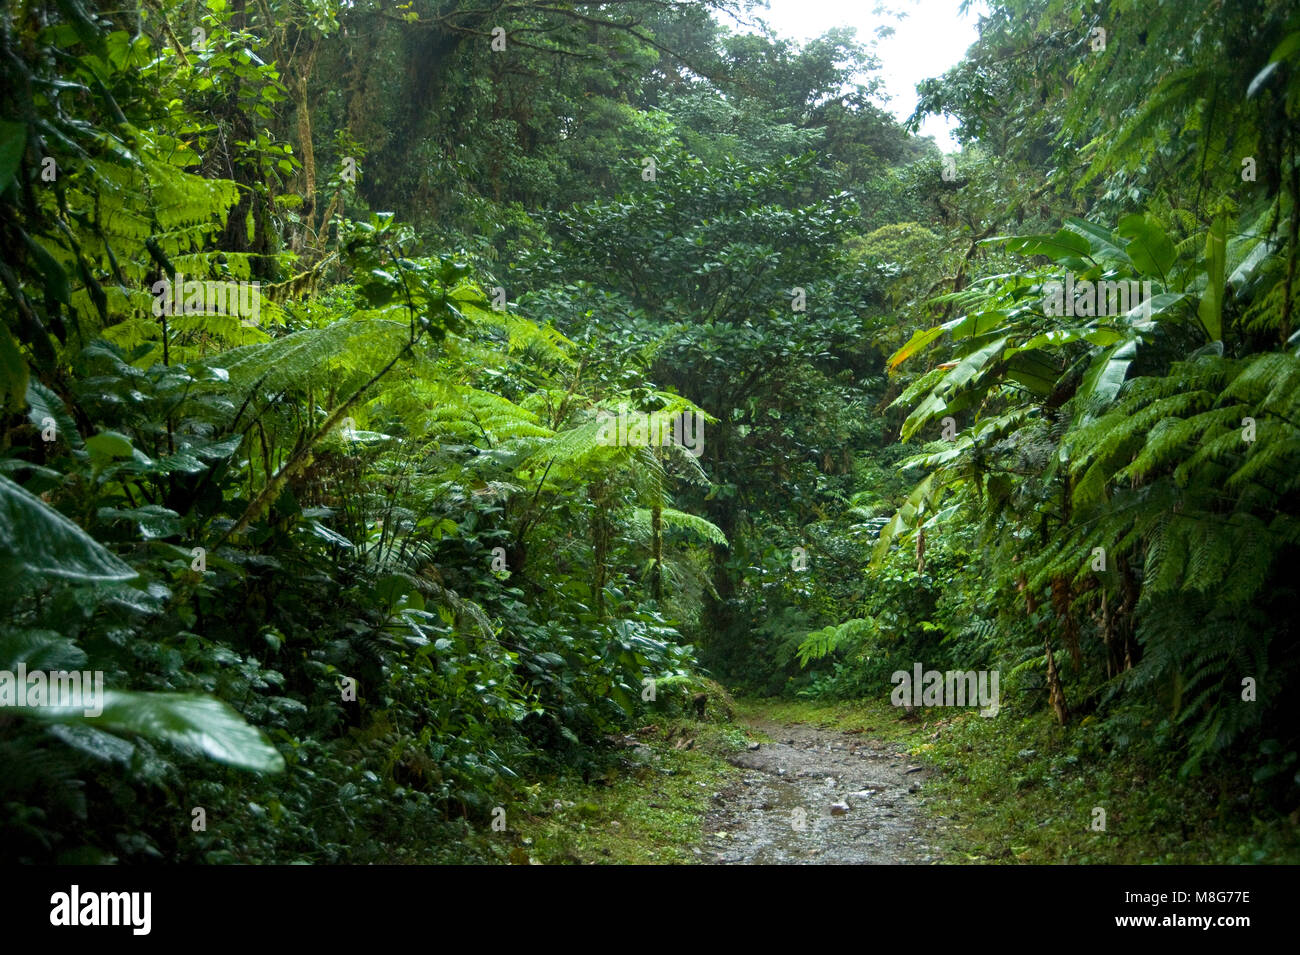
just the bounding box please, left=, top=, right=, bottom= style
left=702, top=717, right=940, bottom=864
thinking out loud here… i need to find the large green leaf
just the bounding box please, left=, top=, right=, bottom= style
left=85, top=430, right=135, bottom=461
left=1121, top=291, right=1184, bottom=327
left=25, top=379, right=82, bottom=448
left=947, top=309, right=1009, bottom=341
left=609, top=684, right=635, bottom=715
left=1062, top=217, right=1131, bottom=267
left=871, top=472, right=938, bottom=565
left=1008, top=326, right=1122, bottom=355
left=1078, top=338, right=1138, bottom=409
left=1117, top=214, right=1176, bottom=281
left=1005, top=228, right=1093, bottom=266
left=1198, top=215, right=1226, bottom=343
left=0, top=474, right=137, bottom=582
left=901, top=335, right=1009, bottom=440
left=0, top=629, right=87, bottom=671
left=31, top=691, right=285, bottom=773
left=888, top=322, right=947, bottom=371
left=1228, top=237, right=1273, bottom=289
left=1248, top=32, right=1300, bottom=97
left=1004, top=350, right=1062, bottom=396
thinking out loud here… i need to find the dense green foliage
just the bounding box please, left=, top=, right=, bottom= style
left=2, top=0, right=1296, bottom=863
left=798, top=0, right=1300, bottom=814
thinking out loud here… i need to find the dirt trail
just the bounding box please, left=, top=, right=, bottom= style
left=702, top=717, right=939, bottom=864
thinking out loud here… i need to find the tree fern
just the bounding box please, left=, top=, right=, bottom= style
left=628, top=507, right=727, bottom=546
left=796, top=618, right=876, bottom=667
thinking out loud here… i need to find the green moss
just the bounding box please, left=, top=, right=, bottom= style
left=919, top=706, right=1300, bottom=865
left=734, top=695, right=930, bottom=747
left=471, top=693, right=1300, bottom=865
left=493, top=704, right=749, bottom=864
left=735, top=695, right=1300, bottom=864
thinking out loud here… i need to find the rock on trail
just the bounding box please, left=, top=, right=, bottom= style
left=702, top=718, right=938, bottom=864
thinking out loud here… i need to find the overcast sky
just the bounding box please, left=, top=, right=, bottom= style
left=721, top=0, right=986, bottom=151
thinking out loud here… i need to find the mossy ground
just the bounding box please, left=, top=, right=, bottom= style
left=736, top=695, right=1300, bottom=864
left=463, top=689, right=1300, bottom=864
left=488, top=680, right=751, bottom=864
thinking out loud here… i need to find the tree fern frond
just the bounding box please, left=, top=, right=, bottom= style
left=629, top=507, right=727, bottom=546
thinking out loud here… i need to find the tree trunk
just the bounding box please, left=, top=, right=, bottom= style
left=651, top=503, right=663, bottom=601
left=590, top=483, right=610, bottom=618
left=293, top=43, right=319, bottom=246
left=1023, top=574, right=1069, bottom=724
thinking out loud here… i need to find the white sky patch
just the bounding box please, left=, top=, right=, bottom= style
left=722, top=0, right=985, bottom=152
